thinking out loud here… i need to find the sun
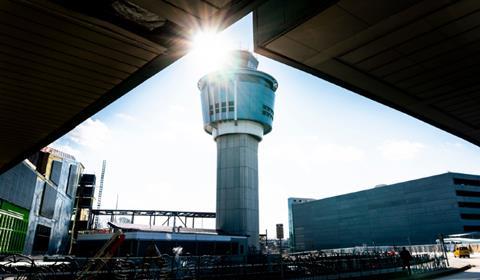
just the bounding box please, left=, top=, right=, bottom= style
left=189, top=30, right=234, bottom=74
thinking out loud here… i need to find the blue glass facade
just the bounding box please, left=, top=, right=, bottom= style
left=289, top=173, right=480, bottom=251
left=198, top=69, right=277, bottom=134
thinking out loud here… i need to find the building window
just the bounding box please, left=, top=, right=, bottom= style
left=460, top=213, right=480, bottom=220
left=238, top=75, right=259, bottom=83
left=458, top=202, right=480, bottom=208
left=454, top=178, right=480, bottom=187
left=79, top=209, right=90, bottom=221
left=464, top=225, right=480, bottom=232
left=210, top=101, right=234, bottom=115
left=456, top=190, right=480, bottom=197
left=50, top=160, right=62, bottom=185
left=262, top=104, right=274, bottom=120
left=39, top=183, right=57, bottom=219
left=32, top=224, right=51, bottom=254
left=66, top=165, right=77, bottom=197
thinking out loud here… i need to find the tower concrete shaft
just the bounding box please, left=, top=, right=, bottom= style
left=216, top=133, right=259, bottom=249
left=198, top=50, right=278, bottom=251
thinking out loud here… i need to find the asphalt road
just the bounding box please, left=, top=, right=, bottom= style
left=437, top=253, right=480, bottom=279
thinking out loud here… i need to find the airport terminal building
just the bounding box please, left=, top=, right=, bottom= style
left=289, top=172, right=480, bottom=251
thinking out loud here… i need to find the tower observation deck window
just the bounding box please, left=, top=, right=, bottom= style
left=262, top=104, right=274, bottom=120
left=209, top=102, right=234, bottom=115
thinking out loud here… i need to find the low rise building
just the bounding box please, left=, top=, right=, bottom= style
left=289, top=172, right=480, bottom=251
left=76, top=222, right=248, bottom=257
left=0, top=147, right=83, bottom=255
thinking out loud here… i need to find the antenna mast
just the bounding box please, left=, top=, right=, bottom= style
left=94, top=160, right=106, bottom=228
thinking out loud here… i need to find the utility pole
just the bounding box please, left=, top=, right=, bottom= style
left=94, top=160, right=106, bottom=229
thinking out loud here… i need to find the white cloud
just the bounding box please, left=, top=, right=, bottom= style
left=115, top=113, right=136, bottom=122
left=69, top=118, right=111, bottom=150
left=378, top=140, right=425, bottom=160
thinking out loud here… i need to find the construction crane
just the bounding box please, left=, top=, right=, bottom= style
left=94, top=160, right=106, bottom=229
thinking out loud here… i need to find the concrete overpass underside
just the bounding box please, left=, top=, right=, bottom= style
left=254, top=0, right=480, bottom=146
left=0, top=0, right=260, bottom=174
left=3, top=0, right=480, bottom=174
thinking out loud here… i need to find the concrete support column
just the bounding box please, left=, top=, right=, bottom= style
left=216, top=133, right=259, bottom=250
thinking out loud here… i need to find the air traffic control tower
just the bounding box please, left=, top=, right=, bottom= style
left=198, top=50, right=278, bottom=250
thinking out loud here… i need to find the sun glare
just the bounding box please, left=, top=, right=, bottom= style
left=189, top=31, right=234, bottom=74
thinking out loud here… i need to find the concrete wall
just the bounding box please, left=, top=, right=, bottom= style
left=290, top=173, right=480, bottom=251
left=216, top=134, right=259, bottom=250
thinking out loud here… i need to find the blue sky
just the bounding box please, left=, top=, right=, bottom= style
left=53, top=14, right=480, bottom=237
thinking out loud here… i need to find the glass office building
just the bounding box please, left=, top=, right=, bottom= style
left=289, top=172, right=480, bottom=251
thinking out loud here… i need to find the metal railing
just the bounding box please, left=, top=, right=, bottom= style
left=0, top=246, right=448, bottom=279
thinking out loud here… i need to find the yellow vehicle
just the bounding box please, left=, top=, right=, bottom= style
left=454, top=246, right=470, bottom=258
